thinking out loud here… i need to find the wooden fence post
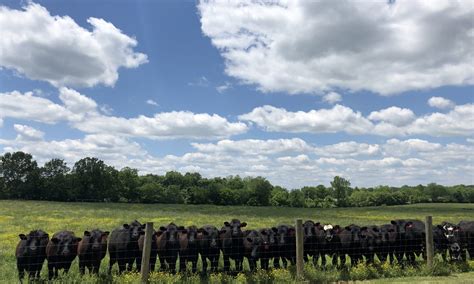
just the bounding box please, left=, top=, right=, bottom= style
left=425, top=216, right=434, bottom=268
left=295, top=219, right=304, bottom=280
left=141, top=222, right=154, bottom=283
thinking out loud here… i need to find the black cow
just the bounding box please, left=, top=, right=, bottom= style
left=137, top=229, right=158, bottom=272
left=16, top=230, right=49, bottom=280
left=259, top=228, right=276, bottom=270
left=272, top=224, right=295, bottom=268
left=46, top=231, right=81, bottom=279
left=379, top=223, right=398, bottom=263
left=337, top=224, right=362, bottom=266
left=198, top=225, right=220, bottom=274
left=360, top=226, right=382, bottom=264
left=220, top=219, right=247, bottom=272
left=391, top=219, right=425, bottom=265
left=458, top=221, right=474, bottom=261
left=78, top=229, right=109, bottom=274
left=433, top=222, right=461, bottom=261
left=108, top=220, right=145, bottom=273
left=243, top=230, right=264, bottom=271
left=156, top=223, right=182, bottom=273
left=179, top=225, right=199, bottom=273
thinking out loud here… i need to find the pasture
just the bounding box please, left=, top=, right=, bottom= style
left=0, top=200, right=473, bottom=283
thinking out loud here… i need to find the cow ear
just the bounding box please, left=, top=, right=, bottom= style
left=271, top=227, right=278, bottom=233
left=178, top=226, right=185, bottom=231
left=139, top=231, right=145, bottom=235
left=51, top=237, right=59, bottom=244
left=315, top=222, right=320, bottom=227
left=103, top=231, right=110, bottom=236
left=240, top=222, right=247, bottom=228
left=155, top=231, right=163, bottom=237
left=390, top=220, right=397, bottom=225
left=84, top=231, right=91, bottom=236
left=246, top=237, right=253, bottom=243
left=19, top=234, right=27, bottom=240
left=406, top=222, right=413, bottom=228
left=159, top=226, right=166, bottom=231
left=181, top=229, right=188, bottom=234
left=361, top=227, right=368, bottom=231
left=123, top=224, right=130, bottom=229
left=224, top=222, right=230, bottom=227
left=218, top=229, right=226, bottom=235
left=141, top=224, right=146, bottom=229
left=372, top=227, right=379, bottom=232
left=345, top=226, right=351, bottom=231
left=437, top=225, right=443, bottom=229
left=76, top=237, right=82, bottom=242
left=261, top=230, right=268, bottom=235
left=43, top=233, right=49, bottom=239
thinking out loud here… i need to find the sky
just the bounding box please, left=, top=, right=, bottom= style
left=0, top=0, right=473, bottom=188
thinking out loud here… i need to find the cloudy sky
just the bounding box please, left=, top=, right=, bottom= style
left=0, top=0, right=472, bottom=188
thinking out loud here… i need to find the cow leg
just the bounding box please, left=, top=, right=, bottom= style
left=179, top=257, right=186, bottom=273
left=108, top=255, right=116, bottom=274
left=117, top=259, right=126, bottom=274
left=47, top=263, right=54, bottom=280
left=235, top=258, right=242, bottom=271
left=79, top=259, right=86, bottom=275
left=261, top=258, right=269, bottom=270
left=281, top=257, right=287, bottom=268
left=223, top=254, right=230, bottom=272
left=211, top=257, right=219, bottom=273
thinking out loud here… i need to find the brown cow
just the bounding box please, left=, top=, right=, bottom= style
left=46, top=231, right=81, bottom=279
left=78, top=229, right=109, bottom=274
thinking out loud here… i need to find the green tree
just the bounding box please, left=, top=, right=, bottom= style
left=40, top=159, right=71, bottom=201
left=118, top=167, right=140, bottom=202
left=331, top=176, right=351, bottom=207
left=289, top=189, right=305, bottom=207
left=72, top=157, right=119, bottom=201
left=0, top=152, right=40, bottom=199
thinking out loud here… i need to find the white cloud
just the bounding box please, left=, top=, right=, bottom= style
left=239, top=104, right=373, bottom=135
left=368, top=106, right=415, bottom=126
left=216, top=82, right=232, bottom=94
left=407, top=104, right=474, bottom=136
left=428, top=96, right=455, bottom=109
left=75, top=111, right=249, bottom=140
left=198, top=0, right=473, bottom=95
left=0, top=90, right=73, bottom=124
left=0, top=89, right=248, bottom=140
left=2, top=130, right=472, bottom=187
left=13, top=124, right=44, bottom=141
left=322, top=92, right=342, bottom=104
left=146, top=99, right=159, bottom=106
left=191, top=138, right=312, bottom=155
left=315, top=141, right=380, bottom=157
left=0, top=3, right=147, bottom=88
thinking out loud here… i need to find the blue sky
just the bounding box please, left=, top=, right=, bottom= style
left=0, top=0, right=473, bottom=188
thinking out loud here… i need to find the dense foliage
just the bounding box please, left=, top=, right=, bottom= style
left=0, top=151, right=472, bottom=206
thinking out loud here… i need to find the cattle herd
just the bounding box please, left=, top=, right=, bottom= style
left=16, top=219, right=474, bottom=280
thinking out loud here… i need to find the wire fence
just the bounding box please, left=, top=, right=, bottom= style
left=14, top=218, right=474, bottom=281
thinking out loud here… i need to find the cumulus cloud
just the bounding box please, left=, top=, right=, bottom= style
left=0, top=89, right=248, bottom=140
left=239, top=105, right=373, bottom=135
left=0, top=90, right=73, bottom=123
left=428, top=96, right=455, bottom=109
left=239, top=104, right=474, bottom=137
left=322, top=92, right=342, bottom=104
left=13, top=124, right=44, bottom=141
left=368, top=107, right=415, bottom=126
left=198, top=0, right=473, bottom=95
left=1, top=129, right=472, bottom=187
left=0, top=2, right=147, bottom=88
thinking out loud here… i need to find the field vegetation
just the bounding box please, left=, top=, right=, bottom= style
left=0, top=200, right=473, bottom=283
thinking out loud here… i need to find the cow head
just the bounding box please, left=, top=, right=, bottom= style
left=84, top=229, right=109, bottom=251
left=323, top=224, right=339, bottom=241
left=273, top=225, right=294, bottom=245
left=380, top=224, right=397, bottom=244
left=224, top=219, right=247, bottom=237
left=159, top=223, right=182, bottom=244
left=124, top=220, right=145, bottom=240
left=260, top=228, right=276, bottom=250
left=303, top=220, right=316, bottom=239
left=245, top=230, right=262, bottom=259
left=51, top=232, right=81, bottom=257
left=186, top=226, right=198, bottom=244
left=199, top=226, right=219, bottom=248
left=438, top=223, right=460, bottom=242
left=19, top=230, right=49, bottom=256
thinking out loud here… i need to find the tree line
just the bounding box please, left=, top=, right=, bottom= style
left=0, top=151, right=472, bottom=207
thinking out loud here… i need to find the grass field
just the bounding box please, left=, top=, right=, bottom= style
left=0, top=200, right=473, bottom=283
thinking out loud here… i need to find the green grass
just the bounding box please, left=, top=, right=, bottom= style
left=0, top=200, right=473, bottom=283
